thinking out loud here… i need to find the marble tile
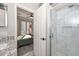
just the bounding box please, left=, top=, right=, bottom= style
left=0, top=36, right=17, bottom=56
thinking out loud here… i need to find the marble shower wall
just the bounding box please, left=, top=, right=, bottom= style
left=51, top=4, right=79, bottom=56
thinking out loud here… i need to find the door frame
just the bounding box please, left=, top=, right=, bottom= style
left=16, top=4, right=34, bottom=55
left=46, top=3, right=51, bottom=56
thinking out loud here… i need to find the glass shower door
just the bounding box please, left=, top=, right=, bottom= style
left=51, top=4, right=79, bottom=56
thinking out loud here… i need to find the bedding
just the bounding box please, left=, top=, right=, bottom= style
left=17, top=34, right=33, bottom=48
left=23, top=35, right=32, bottom=39
left=17, top=35, right=24, bottom=40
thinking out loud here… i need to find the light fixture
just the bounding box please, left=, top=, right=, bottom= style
left=30, top=13, right=33, bottom=19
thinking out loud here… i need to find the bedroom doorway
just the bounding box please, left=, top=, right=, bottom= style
left=17, top=7, right=34, bottom=56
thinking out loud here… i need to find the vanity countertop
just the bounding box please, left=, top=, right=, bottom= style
left=0, top=36, right=17, bottom=56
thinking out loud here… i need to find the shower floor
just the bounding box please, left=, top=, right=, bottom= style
left=17, top=44, right=33, bottom=56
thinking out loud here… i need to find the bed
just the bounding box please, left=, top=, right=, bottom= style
left=17, top=34, right=33, bottom=48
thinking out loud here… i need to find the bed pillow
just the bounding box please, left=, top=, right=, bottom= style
left=23, top=35, right=32, bottom=39
left=17, top=35, right=24, bottom=40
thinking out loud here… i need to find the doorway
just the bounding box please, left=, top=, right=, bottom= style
left=17, top=7, right=34, bottom=56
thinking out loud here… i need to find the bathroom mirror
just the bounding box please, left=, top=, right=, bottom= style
left=0, top=3, right=7, bottom=26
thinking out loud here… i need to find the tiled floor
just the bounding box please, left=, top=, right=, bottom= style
left=17, top=44, right=33, bottom=56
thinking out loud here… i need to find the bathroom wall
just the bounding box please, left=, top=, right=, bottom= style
left=0, top=3, right=17, bottom=56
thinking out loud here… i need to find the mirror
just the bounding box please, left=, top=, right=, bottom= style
left=0, top=3, right=7, bottom=26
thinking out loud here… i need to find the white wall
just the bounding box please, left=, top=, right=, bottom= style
left=7, top=3, right=17, bottom=36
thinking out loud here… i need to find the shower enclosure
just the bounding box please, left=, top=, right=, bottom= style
left=50, top=3, right=79, bottom=56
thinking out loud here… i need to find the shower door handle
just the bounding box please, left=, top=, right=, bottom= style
left=50, top=33, right=53, bottom=39
left=40, top=38, right=46, bottom=40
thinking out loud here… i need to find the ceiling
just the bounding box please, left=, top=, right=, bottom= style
left=17, top=7, right=33, bottom=20
left=17, top=3, right=43, bottom=20
left=18, top=3, right=43, bottom=11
